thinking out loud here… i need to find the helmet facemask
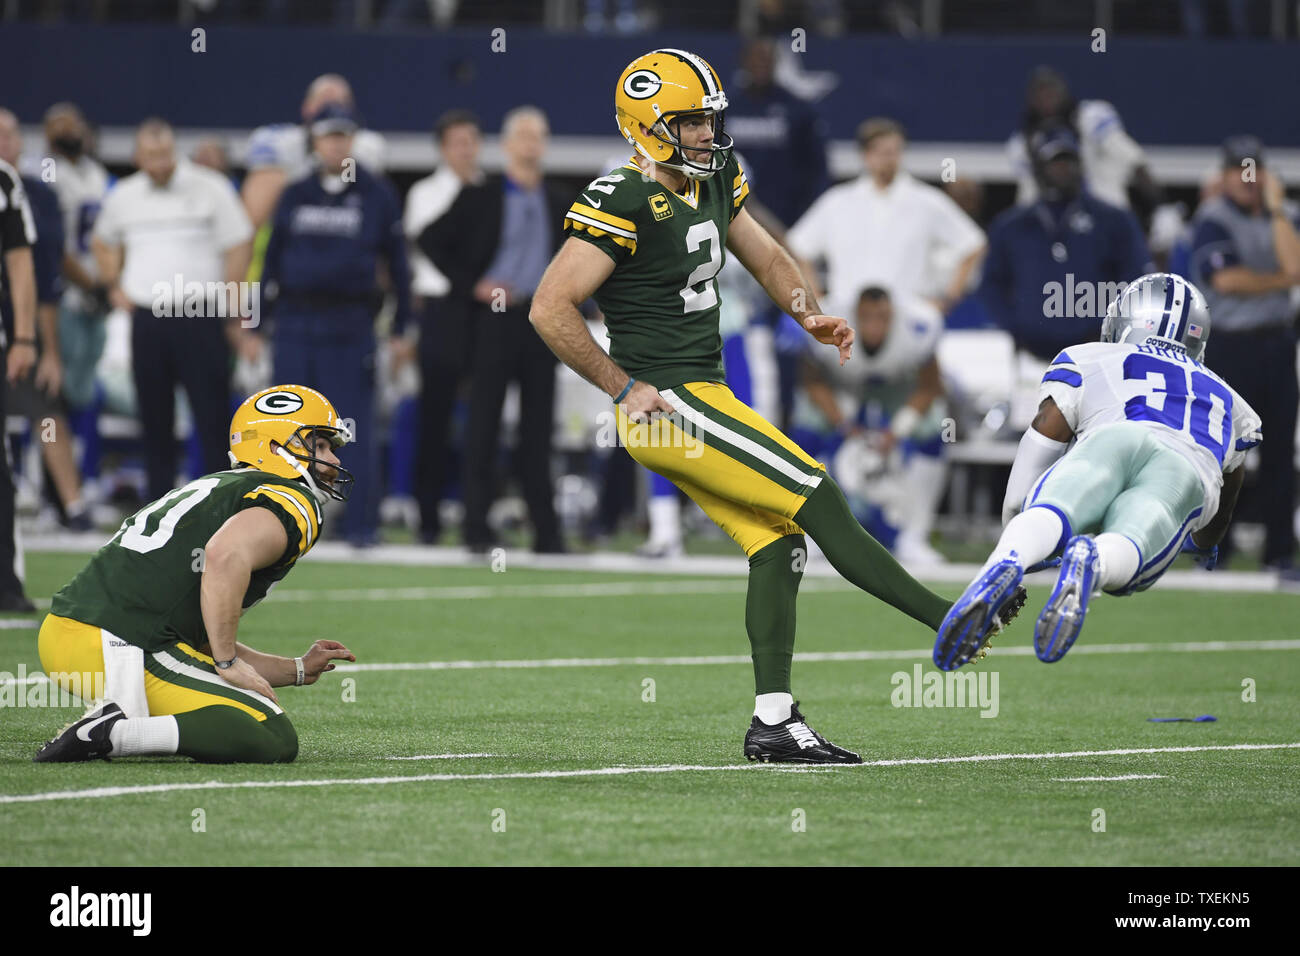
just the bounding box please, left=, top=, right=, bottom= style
left=647, top=101, right=732, bottom=180
left=275, top=424, right=354, bottom=503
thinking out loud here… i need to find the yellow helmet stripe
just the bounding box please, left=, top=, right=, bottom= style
left=656, top=48, right=718, bottom=98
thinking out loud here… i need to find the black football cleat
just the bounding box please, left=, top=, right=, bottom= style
left=34, top=701, right=124, bottom=763
left=744, top=702, right=862, bottom=764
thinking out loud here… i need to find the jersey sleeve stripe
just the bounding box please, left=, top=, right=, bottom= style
left=244, top=486, right=316, bottom=553
left=1235, top=437, right=1261, bottom=450
left=1049, top=350, right=1075, bottom=366
left=565, top=215, right=637, bottom=252
left=1042, top=368, right=1082, bottom=388
left=272, top=481, right=323, bottom=529
left=566, top=202, right=636, bottom=235
left=732, top=178, right=750, bottom=207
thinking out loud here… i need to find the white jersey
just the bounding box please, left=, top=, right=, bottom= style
left=815, top=294, right=941, bottom=398
left=1009, top=100, right=1146, bottom=209
left=1039, top=340, right=1262, bottom=522
left=244, top=123, right=386, bottom=177
left=48, top=154, right=111, bottom=311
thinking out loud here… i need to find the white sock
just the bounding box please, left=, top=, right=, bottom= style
left=109, top=716, right=180, bottom=756
left=982, top=506, right=1064, bottom=574
left=754, top=692, right=793, bottom=725
left=1094, top=533, right=1140, bottom=593
left=646, top=494, right=682, bottom=545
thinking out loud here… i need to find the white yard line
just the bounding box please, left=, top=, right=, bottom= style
left=1053, top=774, right=1169, bottom=781
left=385, top=754, right=503, bottom=760
left=5, top=637, right=1299, bottom=688
left=2, top=742, right=1295, bottom=805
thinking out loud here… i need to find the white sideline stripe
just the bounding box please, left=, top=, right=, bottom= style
left=5, top=638, right=1298, bottom=688
left=385, top=753, right=502, bottom=760
left=331, top=639, right=1300, bottom=673
left=0, top=619, right=36, bottom=629
left=1053, top=774, right=1168, bottom=781
left=2, top=742, right=1295, bottom=805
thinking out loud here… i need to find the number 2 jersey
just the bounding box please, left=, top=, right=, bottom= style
left=50, top=469, right=324, bottom=653
left=1039, top=341, right=1263, bottom=523
left=563, top=152, right=750, bottom=389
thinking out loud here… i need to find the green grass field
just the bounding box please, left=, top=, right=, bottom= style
left=2, top=550, right=1298, bottom=866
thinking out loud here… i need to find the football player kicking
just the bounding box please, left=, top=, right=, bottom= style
left=34, top=385, right=357, bottom=763
left=530, top=49, right=1021, bottom=764
left=934, top=273, right=1262, bottom=669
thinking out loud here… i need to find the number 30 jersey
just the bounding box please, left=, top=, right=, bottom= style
left=1039, top=341, right=1262, bottom=517
left=50, top=469, right=324, bottom=653
left=564, top=153, right=750, bottom=389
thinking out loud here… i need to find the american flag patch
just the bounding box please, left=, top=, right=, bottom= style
left=1187, top=323, right=1203, bottom=339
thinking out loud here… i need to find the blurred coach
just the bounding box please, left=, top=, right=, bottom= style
left=261, top=103, right=412, bottom=547
left=404, top=109, right=483, bottom=543
left=417, top=106, right=567, bottom=554
left=92, top=119, right=253, bottom=502
left=1189, top=136, right=1300, bottom=570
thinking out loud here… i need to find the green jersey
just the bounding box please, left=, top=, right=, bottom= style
left=564, top=152, right=750, bottom=389
left=51, top=468, right=324, bottom=653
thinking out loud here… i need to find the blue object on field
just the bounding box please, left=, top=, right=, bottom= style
left=1146, top=715, right=1217, bottom=722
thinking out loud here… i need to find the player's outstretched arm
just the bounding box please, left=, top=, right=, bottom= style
left=530, top=236, right=672, bottom=418
left=200, top=507, right=294, bottom=703
left=235, top=640, right=357, bottom=688
left=1191, top=465, right=1246, bottom=551
left=726, top=207, right=852, bottom=365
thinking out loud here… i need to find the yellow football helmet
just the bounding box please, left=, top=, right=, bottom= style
left=228, top=384, right=354, bottom=502
left=615, top=48, right=733, bottom=180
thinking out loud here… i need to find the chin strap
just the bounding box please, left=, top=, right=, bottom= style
left=273, top=445, right=329, bottom=505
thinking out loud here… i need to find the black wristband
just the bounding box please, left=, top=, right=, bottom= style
left=214, top=656, right=237, bottom=670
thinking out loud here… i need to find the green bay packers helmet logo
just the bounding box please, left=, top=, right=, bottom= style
left=254, top=390, right=305, bottom=415
left=623, top=69, right=662, bottom=99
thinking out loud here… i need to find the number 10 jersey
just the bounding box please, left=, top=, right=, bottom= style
left=50, top=469, right=324, bottom=652
left=563, top=153, right=750, bottom=390
left=1039, top=340, right=1263, bottom=521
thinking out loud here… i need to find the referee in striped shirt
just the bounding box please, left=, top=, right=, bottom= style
left=0, top=157, right=39, bottom=610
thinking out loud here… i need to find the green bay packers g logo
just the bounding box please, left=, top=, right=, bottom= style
left=254, top=390, right=305, bottom=414
left=623, top=69, right=662, bottom=99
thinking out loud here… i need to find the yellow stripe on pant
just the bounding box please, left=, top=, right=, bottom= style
left=617, top=381, right=827, bottom=556
left=37, top=614, right=272, bottom=721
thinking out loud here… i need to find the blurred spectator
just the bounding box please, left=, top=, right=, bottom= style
left=802, top=287, right=949, bottom=565
left=260, top=103, right=412, bottom=547
left=981, top=126, right=1152, bottom=362
left=191, top=137, right=232, bottom=179
left=1008, top=66, right=1157, bottom=212
left=43, top=103, right=112, bottom=475
left=417, top=107, right=567, bottom=554
left=1188, top=135, right=1300, bottom=570
left=241, top=73, right=386, bottom=232
left=0, top=150, right=39, bottom=610
left=724, top=37, right=829, bottom=229
left=0, top=109, right=89, bottom=530
left=91, top=119, right=253, bottom=502
left=788, top=117, right=985, bottom=317
left=936, top=178, right=995, bottom=330
left=405, top=109, right=483, bottom=543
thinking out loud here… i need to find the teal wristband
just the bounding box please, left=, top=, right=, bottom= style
left=613, top=378, right=636, bottom=403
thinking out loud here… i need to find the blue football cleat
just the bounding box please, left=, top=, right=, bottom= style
left=933, top=558, right=1025, bottom=671
left=1035, top=535, right=1100, bottom=662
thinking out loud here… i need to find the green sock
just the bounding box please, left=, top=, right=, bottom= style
left=174, top=707, right=298, bottom=764
left=795, top=478, right=953, bottom=630
left=746, top=533, right=805, bottom=695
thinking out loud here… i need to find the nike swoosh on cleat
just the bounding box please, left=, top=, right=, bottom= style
left=75, top=710, right=120, bottom=743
